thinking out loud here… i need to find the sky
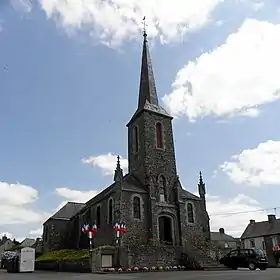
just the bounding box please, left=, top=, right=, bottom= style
left=0, top=0, right=280, bottom=241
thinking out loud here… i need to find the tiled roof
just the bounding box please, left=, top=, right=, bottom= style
left=241, top=219, right=280, bottom=239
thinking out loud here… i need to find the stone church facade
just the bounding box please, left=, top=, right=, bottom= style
left=42, top=31, right=210, bottom=255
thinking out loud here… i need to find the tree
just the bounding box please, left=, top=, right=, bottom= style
left=12, top=239, right=20, bottom=246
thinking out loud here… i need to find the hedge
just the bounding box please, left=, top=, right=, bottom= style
left=36, top=249, right=89, bottom=262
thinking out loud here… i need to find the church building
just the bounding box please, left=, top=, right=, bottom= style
left=42, top=30, right=210, bottom=254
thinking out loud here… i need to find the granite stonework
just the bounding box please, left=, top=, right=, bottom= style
left=42, top=33, right=214, bottom=268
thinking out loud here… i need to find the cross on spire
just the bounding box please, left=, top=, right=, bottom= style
left=137, top=16, right=159, bottom=110
left=142, top=16, right=148, bottom=37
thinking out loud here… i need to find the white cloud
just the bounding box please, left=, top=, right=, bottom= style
left=0, top=232, right=13, bottom=239
left=220, top=140, right=280, bottom=186
left=208, top=193, right=269, bottom=237
left=0, top=181, right=48, bottom=240
left=54, top=187, right=99, bottom=213
left=0, top=182, right=48, bottom=225
left=163, top=19, right=280, bottom=121
left=10, top=0, right=32, bottom=12
left=29, top=227, right=43, bottom=237
left=0, top=181, right=38, bottom=205
left=82, top=153, right=128, bottom=175
left=38, top=0, right=224, bottom=46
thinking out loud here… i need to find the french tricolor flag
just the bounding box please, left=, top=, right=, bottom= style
left=114, top=222, right=120, bottom=232
left=82, top=224, right=90, bottom=234
left=120, top=223, right=126, bottom=233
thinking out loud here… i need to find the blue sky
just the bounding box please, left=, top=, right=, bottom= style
left=1, top=0, right=280, bottom=240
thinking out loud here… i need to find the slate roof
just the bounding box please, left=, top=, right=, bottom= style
left=20, top=238, right=36, bottom=247
left=52, top=202, right=85, bottom=220
left=127, top=34, right=171, bottom=126
left=211, top=232, right=236, bottom=242
left=182, top=189, right=201, bottom=201
left=241, top=218, right=280, bottom=239
left=122, top=174, right=147, bottom=193
left=138, top=33, right=159, bottom=110
left=44, top=202, right=86, bottom=224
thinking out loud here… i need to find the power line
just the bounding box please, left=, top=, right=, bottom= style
left=209, top=206, right=280, bottom=217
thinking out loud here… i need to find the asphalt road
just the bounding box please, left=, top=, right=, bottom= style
left=0, top=269, right=278, bottom=279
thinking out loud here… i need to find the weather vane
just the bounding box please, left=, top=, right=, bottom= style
left=142, top=16, right=148, bottom=36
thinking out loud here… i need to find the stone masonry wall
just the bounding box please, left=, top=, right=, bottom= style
left=127, top=110, right=177, bottom=187
left=126, top=245, right=182, bottom=267
left=43, top=219, right=69, bottom=252
left=120, top=190, right=150, bottom=246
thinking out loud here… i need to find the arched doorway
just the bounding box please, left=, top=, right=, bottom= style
left=158, top=216, right=173, bottom=244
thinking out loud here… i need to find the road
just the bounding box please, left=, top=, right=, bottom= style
left=0, top=269, right=278, bottom=279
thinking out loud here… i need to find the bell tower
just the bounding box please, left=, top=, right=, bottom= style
left=126, top=28, right=177, bottom=187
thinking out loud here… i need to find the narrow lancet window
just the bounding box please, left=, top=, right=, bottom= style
left=156, top=122, right=163, bottom=148
left=187, top=203, right=194, bottom=223
left=133, top=126, right=139, bottom=153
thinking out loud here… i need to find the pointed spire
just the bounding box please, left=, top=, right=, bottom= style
left=199, top=171, right=204, bottom=185
left=198, top=171, right=206, bottom=197
left=138, top=17, right=159, bottom=109
left=114, top=155, right=123, bottom=183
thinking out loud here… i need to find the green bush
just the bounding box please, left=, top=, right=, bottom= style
left=35, top=249, right=89, bottom=262
left=6, top=244, right=22, bottom=251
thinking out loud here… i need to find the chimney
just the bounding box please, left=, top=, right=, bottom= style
left=250, top=219, right=255, bottom=225
left=219, top=228, right=225, bottom=234
left=268, top=214, right=276, bottom=223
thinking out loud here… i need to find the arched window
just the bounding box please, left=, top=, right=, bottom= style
left=158, top=175, right=167, bottom=202
left=96, top=206, right=101, bottom=228
left=156, top=122, right=163, bottom=148
left=133, top=126, right=139, bottom=153
left=187, top=203, right=194, bottom=223
left=108, top=199, right=113, bottom=224
left=85, top=209, right=91, bottom=222
left=133, top=196, right=141, bottom=219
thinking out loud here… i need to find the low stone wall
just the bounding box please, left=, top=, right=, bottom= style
left=123, top=245, right=182, bottom=268
left=90, top=245, right=118, bottom=272
left=90, top=245, right=182, bottom=272
left=35, top=260, right=90, bottom=273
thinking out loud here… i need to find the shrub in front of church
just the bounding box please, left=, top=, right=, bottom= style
left=35, top=249, right=89, bottom=262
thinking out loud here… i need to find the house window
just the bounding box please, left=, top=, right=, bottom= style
left=225, top=242, right=229, bottom=248
left=108, top=199, right=113, bottom=224
left=133, top=196, right=141, bottom=219
left=250, top=239, right=255, bottom=248
left=96, top=206, right=101, bottom=228
left=156, top=122, right=163, bottom=149
left=272, top=236, right=278, bottom=247
left=158, top=175, right=167, bottom=202
left=133, top=126, right=139, bottom=153
left=187, top=203, right=194, bottom=223
left=262, top=241, right=266, bottom=250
